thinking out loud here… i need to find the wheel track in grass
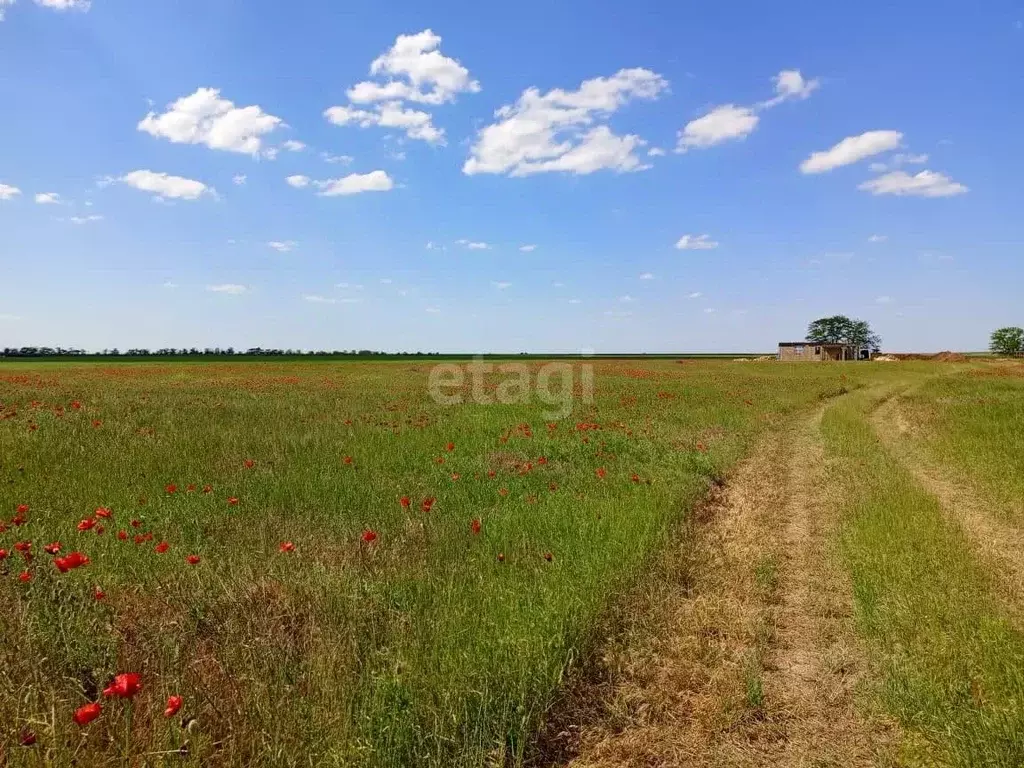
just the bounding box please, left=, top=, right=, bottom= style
left=563, top=402, right=891, bottom=767
left=871, top=390, right=1024, bottom=610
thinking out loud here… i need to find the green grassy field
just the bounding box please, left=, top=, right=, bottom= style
left=823, top=384, right=1024, bottom=767
left=0, top=360, right=865, bottom=766
left=4, top=358, right=1024, bottom=766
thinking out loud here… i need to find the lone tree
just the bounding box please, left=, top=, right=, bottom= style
left=806, top=315, right=881, bottom=352
left=990, top=327, right=1024, bottom=356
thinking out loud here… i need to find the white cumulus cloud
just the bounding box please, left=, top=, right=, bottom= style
left=763, top=69, right=820, bottom=107
left=0, top=0, right=14, bottom=21
left=120, top=170, right=211, bottom=200
left=800, top=130, right=903, bottom=173
left=492, top=281, right=512, bottom=290
left=303, top=295, right=337, bottom=304
left=267, top=241, right=297, bottom=252
left=68, top=214, right=103, bottom=224
left=456, top=239, right=490, bottom=250
left=313, top=170, right=394, bottom=197
left=327, top=29, right=476, bottom=145
left=0, top=183, right=19, bottom=200
left=858, top=169, right=968, bottom=197
left=286, top=175, right=310, bottom=188
left=639, top=272, right=654, bottom=280
left=676, top=234, right=719, bottom=250
left=206, top=284, right=247, bottom=295
left=676, top=69, right=818, bottom=153
left=519, top=244, right=537, bottom=252
left=325, top=102, right=443, bottom=144
left=321, top=152, right=354, bottom=165
left=139, top=88, right=283, bottom=155
left=34, top=0, right=90, bottom=8
left=281, top=140, right=306, bottom=152
left=868, top=234, right=888, bottom=243
left=464, top=68, right=668, bottom=176
left=677, top=104, right=758, bottom=151
left=35, top=192, right=61, bottom=204
left=349, top=29, right=480, bottom=106
left=232, top=174, right=247, bottom=185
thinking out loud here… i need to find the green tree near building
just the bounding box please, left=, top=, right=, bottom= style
left=990, top=327, right=1024, bottom=356
left=806, top=315, right=882, bottom=353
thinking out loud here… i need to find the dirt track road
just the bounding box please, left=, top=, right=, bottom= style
left=568, top=404, right=890, bottom=767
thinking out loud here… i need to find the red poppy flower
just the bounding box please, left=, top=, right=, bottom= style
left=19, top=727, right=37, bottom=746
left=165, top=484, right=177, bottom=494
left=445, top=442, right=455, bottom=452
left=0, top=549, right=7, bottom=560
left=11, top=513, right=26, bottom=526
left=154, top=541, right=169, bottom=554
left=130, top=519, right=142, bottom=528
left=95, top=525, right=105, bottom=535
left=595, top=467, right=607, bottom=479
left=103, top=673, right=141, bottom=699
left=44, top=542, right=62, bottom=555
left=55, top=551, right=89, bottom=573
left=343, top=456, right=353, bottom=465
left=71, top=400, right=82, bottom=410
left=18, top=571, right=31, bottom=583
left=279, top=541, right=295, bottom=553
left=631, top=473, right=640, bottom=483
left=543, top=552, right=554, bottom=562
left=186, top=483, right=196, bottom=492
left=117, top=530, right=128, bottom=541
left=134, top=534, right=146, bottom=545
left=497, top=553, right=505, bottom=563
left=91, top=420, right=101, bottom=428
left=94, top=587, right=106, bottom=600
left=228, top=497, right=239, bottom=506
left=361, top=529, right=378, bottom=545
left=202, top=484, right=212, bottom=493
left=14, top=541, right=31, bottom=553
left=537, top=456, right=548, bottom=465
left=16, top=503, right=29, bottom=515
left=470, top=518, right=481, bottom=535
left=163, top=695, right=183, bottom=718
left=451, top=473, right=461, bottom=481
left=186, top=555, right=201, bottom=565
left=244, top=459, right=255, bottom=469
left=94, top=507, right=112, bottom=519
left=73, top=701, right=102, bottom=726
left=421, top=497, right=435, bottom=512
left=434, top=456, right=445, bottom=464
left=399, top=496, right=411, bottom=508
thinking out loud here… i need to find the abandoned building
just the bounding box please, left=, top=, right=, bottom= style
left=777, top=342, right=871, bottom=361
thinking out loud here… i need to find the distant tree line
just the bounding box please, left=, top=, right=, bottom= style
left=0, top=347, right=447, bottom=358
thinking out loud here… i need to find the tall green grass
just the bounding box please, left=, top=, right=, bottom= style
left=901, top=366, right=1024, bottom=520
left=822, top=388, right=1024, bottom=766
left=0, top=361, right=874, bottom=765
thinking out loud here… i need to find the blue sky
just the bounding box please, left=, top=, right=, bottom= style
left=1, top=0, right=1021, bottom=353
